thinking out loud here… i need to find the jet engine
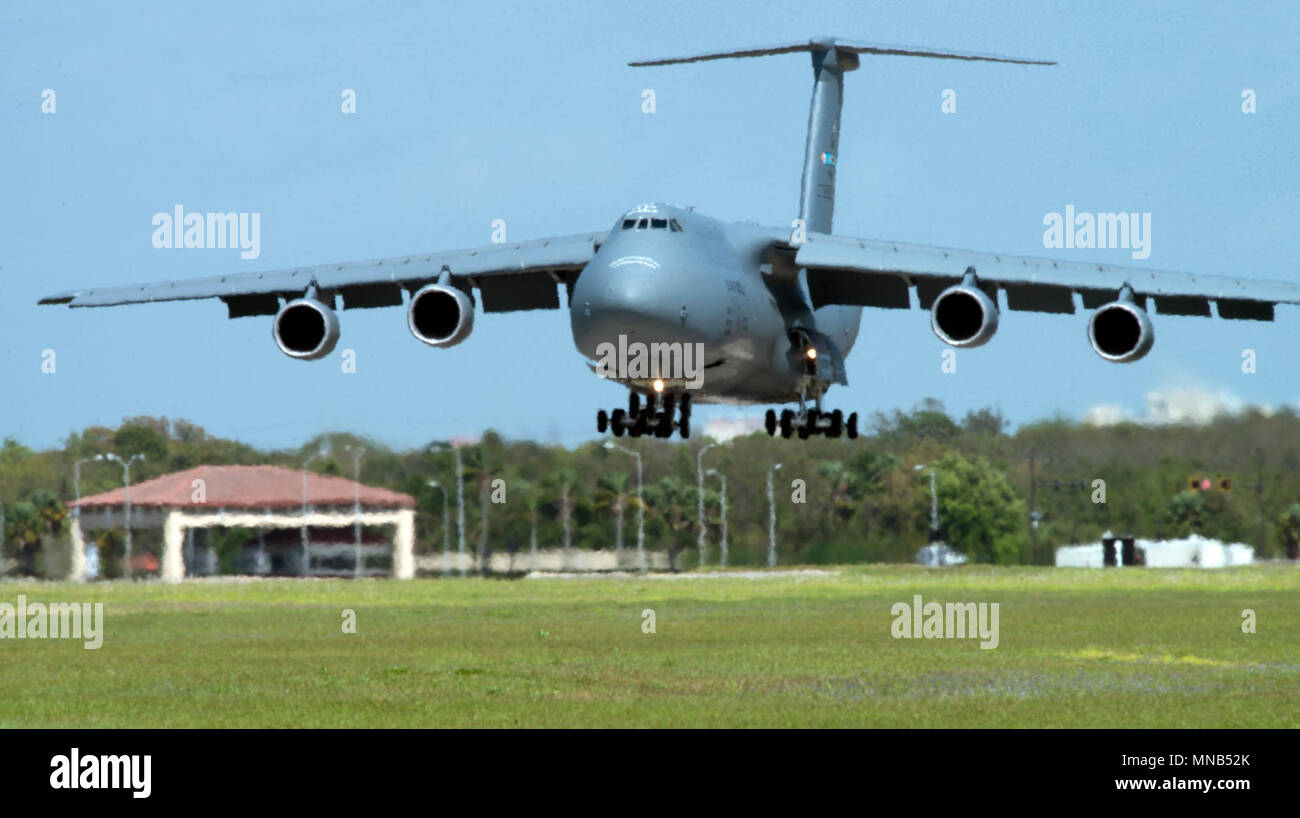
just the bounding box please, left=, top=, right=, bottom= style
left=408, top=283, right=474, bottom=347
left=273, top=297, right=340, bottom=360
left=931, top=280, right=999, bottom=348
left=1088, top=298, right=1154, bottom=363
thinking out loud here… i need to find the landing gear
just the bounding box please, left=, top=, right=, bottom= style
left=596, top=392, right=692, bottom=439
left=766, top=404, right=858, bottom=440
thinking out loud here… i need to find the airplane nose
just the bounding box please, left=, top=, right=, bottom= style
left=570, top=265, right=703, bottom=360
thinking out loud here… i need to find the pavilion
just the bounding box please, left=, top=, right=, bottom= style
left=68, top=464, right=417, bottom=582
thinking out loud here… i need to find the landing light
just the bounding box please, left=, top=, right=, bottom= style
left=653, top=379, right=664, bottom=393
left=806, top=348, right=817, bottom=360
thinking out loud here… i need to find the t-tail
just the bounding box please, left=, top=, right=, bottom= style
left=630, top=38, right=1055, bottom=235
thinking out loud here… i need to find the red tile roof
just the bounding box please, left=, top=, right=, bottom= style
left=71, top=465, right=416, bottom=510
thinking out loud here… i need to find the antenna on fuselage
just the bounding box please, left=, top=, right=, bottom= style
left=630, top=38, right=1055, bottom=235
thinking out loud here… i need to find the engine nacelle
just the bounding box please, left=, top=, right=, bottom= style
left=408, top=283, right=474, bottom=347
left=273, top=297, right=340, bottom=360
left=931, top=282, right=999, bottom=348
left=1088, top=300, right=1154, bottom=363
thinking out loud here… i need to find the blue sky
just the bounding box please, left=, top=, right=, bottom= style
left=2, top=0, right=1298, bottom=451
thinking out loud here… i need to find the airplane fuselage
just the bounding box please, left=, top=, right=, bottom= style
left=569, top=203, right=862, bottom=405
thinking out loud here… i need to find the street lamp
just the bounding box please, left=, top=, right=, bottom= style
left=767, top=463, right=782, bottom=567
left=604, top=441, right=645, bottom=574
left=696, top=442, right=718, bottom=566
left=427, top=480, right=450, bottom=576
left=914, top=464, right=939, bottom=537
left=707, top=468, right=728, bottom=567
left=104, top=453, right=144, bottom=578
left=429, top=442, right=466, bottom=577
left=345, top=445, right=364, bottom=578
left=302, top=444, right=329, bottom=578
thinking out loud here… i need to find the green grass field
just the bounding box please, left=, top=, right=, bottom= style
left=1, top=565, right=1297, bottom=728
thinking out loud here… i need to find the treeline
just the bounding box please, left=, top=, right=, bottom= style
left=3, top=401, right=1300, bottom=575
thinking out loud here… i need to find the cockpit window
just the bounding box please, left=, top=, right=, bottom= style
left=669, top=218, right=683, bottom=232
left=622, top=219, right=635, bottom=229
left=651, top=218, right=668, bottom=229
left=636, top=218, right=648, bottom=229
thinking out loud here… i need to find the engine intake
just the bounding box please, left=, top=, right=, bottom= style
left=931, top=281, right=998, bottom=348
left=273, top=297, right=339, bottom=360
left=408, top=283, right=474, bottom=347
left=1088, top=299, right=1154, bottom=363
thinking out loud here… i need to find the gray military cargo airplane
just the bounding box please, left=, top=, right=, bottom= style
left=41, top=38, right=1300, bottom=441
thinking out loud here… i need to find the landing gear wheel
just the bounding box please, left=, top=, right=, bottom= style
left=779, top=410, right=794, bottom=439
left=806, top=409, right=820, bottom=436
left=829, top=409, right=843, bottom=438
left=629, top=392, right=641, bottom=417
left=765, top=409, right=777, bottom=436
left=633, top=410, right=649, bottom=437
left=656, top=411, right=673, bottom=438
left=679, top=415, right=690, bottom=438
left=797, top=423, right=810, bottom=440
left=611, top=408, right=626, bottom=437
left=597, top=410, right=608, bottom=433
left=679, top=393, right=691, bottom=419
left=846, top=412, right=859, bottom=440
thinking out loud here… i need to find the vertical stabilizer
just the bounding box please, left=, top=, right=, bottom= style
left=629, top=39, right=1053, bottom=236
left=799, top=43, right=858, bottom=234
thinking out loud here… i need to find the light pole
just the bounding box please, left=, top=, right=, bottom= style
left=696, top=442, right=718, bottom=566
left=767, top=463, right=782, bottom=567
left=104, top=453, right=144, bottom=578
left=429, top=442, right=466, bottom=576
left=345, top=446, right=364, bottom=578
left=427, top=480, right=450, bottom=575
left=302, top=445, right=329, bottom=578
left=605, top=441, right=645, bottom=574
left=707, top=468, right=728, bottom=567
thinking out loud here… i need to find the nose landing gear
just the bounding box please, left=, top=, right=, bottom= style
left=597, top=392, right=692, bottom=439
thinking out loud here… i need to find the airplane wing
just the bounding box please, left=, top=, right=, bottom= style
left=793, top=232, right=1300, bottom=320
left=38, top=231, right=606, bottom=317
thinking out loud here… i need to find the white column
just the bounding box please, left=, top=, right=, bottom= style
left=162, top=510, right=186, bottom=583
left=68, top=517, right=88, bottom=583
left=393, top=509, right=415, bottom=579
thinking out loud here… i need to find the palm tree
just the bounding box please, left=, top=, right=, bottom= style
left=819, top=460, right=860, bottom=529
left=543, top=467, right=578, bottom=569
left=645, top=476, right=696, bottom=573
left=593, top=471, right=631, bottom=568
left=7, top=491, right=67, bottom=577
left=512, top=477, right=542, bottom=571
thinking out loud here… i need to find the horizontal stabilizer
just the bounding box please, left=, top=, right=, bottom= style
left=629, top=38, right=1055, bottom=67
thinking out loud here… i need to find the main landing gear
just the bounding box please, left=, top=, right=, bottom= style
left=597, top=392, right=691, bottom=439
left=763, top=403, right=858, bottom=440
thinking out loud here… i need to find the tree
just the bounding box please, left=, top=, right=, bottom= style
left=593, top=471, right=631, bottom=566
left=818, top=461, right=859, bottom=529
left=543, top=467, right=579, bottom=568
left=113, top=424, right=169, bottom=462
left=1166, top=490, right=1206, bottom=538
left=1276, top=504, right=1300, bottom=560
left=644, top=475, right=696, bottom=572
left=932, top=452, right=1027, bottom=563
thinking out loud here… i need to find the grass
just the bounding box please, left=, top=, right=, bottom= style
left=1, top=565, right=1296, bottom=727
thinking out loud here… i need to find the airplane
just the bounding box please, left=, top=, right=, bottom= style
left=40, top=38, right=1300, bottom=441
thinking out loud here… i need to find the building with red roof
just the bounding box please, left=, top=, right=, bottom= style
left=69, top=465, right=417, bottom=582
